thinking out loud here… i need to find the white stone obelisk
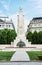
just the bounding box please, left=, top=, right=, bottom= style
left=13, top=7, right=31, bottom=47
left=17, top=7, right=24, bottom=35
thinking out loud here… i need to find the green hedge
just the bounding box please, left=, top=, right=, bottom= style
left=26, top=31, right=42, bottom=44
left=26, top=31, right=32, bottom=41
left=0, top=29, right=17, bottom=44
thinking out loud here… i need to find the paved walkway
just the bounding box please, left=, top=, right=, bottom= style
left=10, top=51, right=30, bottom=61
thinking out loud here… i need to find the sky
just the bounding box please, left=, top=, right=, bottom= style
left=0, top=0, right=42, bottom=32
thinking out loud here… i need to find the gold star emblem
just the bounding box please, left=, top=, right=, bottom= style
left=19, top=25, right=23, bottom=28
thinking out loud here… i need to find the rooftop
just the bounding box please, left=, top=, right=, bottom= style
left=0, top=19, right=4, bottom=22
left=32, top=17, right=42, bottom=20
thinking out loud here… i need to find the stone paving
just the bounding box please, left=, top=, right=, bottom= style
left=10, top=51, right=30, bottom=61
left=0, top=62, right=42, bottom=65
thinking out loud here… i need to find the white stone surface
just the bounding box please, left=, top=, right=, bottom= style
left=0, top=62, right=42, bottom=65
left=10, top=51, right=30, bottom=61
left=28, top=18, right=42, bottom=33
left=14, top=34, right=31, bottom=47
left=0, top=47, right=42, bottom=51
left=17, top=7, right=24, bottom=35
left=0, top=18, right=14, bottom=30
left=13, top=8, right=31, bottom=47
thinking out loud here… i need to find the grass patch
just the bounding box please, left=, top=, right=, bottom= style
left=0, top=51, right=15, bottom=61
left=26, top=51, right=42, bottom=60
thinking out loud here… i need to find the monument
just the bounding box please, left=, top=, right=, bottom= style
left=17, top=7, right=24, bottom=35
left=14, top=7, right=31, bottom=47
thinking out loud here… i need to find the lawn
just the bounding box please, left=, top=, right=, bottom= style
left=26, top=51, right=42, bottom=60
left=0, top=51, right=15, bottom=61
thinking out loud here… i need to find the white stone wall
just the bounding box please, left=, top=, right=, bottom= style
left=28, top=21, right=42, bottom=32
left=0, top=23, right=14, bottom=30
left=0, top=18, right=14, bottom=30
left=13, top=34, right=31, bottom=47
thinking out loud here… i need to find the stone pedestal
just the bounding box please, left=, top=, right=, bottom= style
left=14, top=34, right=31, bottom=47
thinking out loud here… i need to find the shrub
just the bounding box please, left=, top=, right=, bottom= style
left=32, top=31, right=38, bottom=44
left=0, top=29, right=17, bottom=44
left=26, top=31, right=32, bottom=41
left=26, top=31, right=42, bottom=44
left=38, top=31, right=42, bottom=44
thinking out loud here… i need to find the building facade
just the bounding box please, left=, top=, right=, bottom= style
left=28, top=17, right=42, bottom=33
left=0, top=17, right=14, bottom=30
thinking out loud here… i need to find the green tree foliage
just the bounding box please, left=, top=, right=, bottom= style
left=26, top=31, right=32, bottom=41
left=38, top=31, right=42, bottom=44
left=32, top=31, right=38, bottom=44
left=26, top=31, right=42, bottom=44
left=0, top=29, right=17, bottom=44
left=0, top=29, right=7, bottom=44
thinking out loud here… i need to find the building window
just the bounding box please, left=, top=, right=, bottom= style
left=9, top=25, right=10, bottom=27
left=2, top=24, right=4, bottom=27
left=34, top=24, right=36, bottom=26
left=0, top=25, right=1, bottom=26
left=6, top=25, right=8, bottom=27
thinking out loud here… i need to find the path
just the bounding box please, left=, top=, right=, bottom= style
left=10, top=51, right=30, bottom=61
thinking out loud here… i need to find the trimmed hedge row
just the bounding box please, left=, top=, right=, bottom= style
left=0, top=29, right=17, bottom=44
left=26, top=31, right=42, bottom=44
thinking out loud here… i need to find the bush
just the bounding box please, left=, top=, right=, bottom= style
left=38, top=31, right=42, bottom=44
left=26, top=32, right=32, bottom=41
left=32, top=31, right=38, bottom=44
left=26, top=31, right=42, bottom=44
left=0, top=29, right=17, bottom=44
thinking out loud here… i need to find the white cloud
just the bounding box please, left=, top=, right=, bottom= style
left=3, top=4, right=9, bottom=11
left=0, top=10, right=2, bottom=13
left=24, top=19, right=30, bottom=32
left=0, top=11, right=5, bottom=16
left=31, top=0, right=42, bottom=14
left=0, top=0, right=9, bottom=11
left=35, top=0, right=42, bottom=9
left=9, top=14, right=17, bottom=32
left=0, top=12, right=6, bottom=20
left=37, top=0, right=42, bottom=3
left=0, top=0, right=5, bottom=4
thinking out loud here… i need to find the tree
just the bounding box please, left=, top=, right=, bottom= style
left=0, top=29, right=7, bottom=44
left=26, top=31, right=32, bottom=41
left=26, top=30, right=42, bottom=44
left=7, top=30, right=17, bottom=44
left=32, top=31, right=38, bottom=44
left=0, top=29, right=17, bottom=44
left=38, top=31, right=42, bottom=44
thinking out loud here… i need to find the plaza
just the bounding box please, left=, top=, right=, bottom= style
left=0, top=1, right=42, bottom=65
left=0, top=8, right=42, bottom=62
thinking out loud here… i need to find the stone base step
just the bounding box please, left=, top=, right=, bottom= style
left=13, top=35, right=31, bottom=47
